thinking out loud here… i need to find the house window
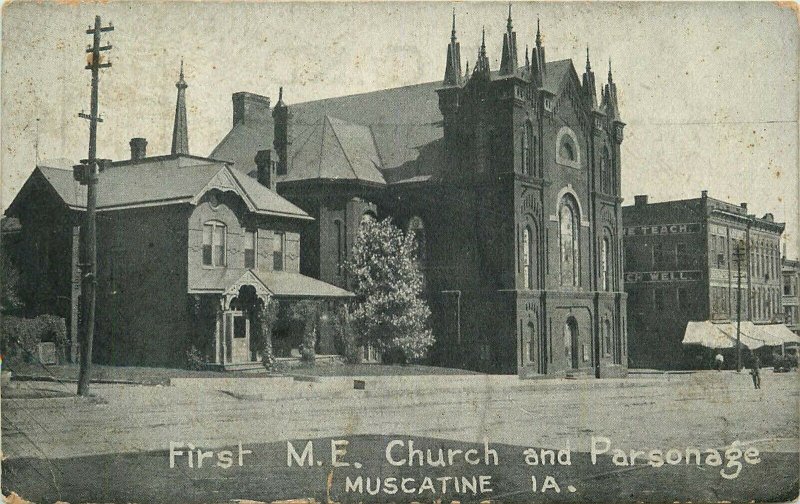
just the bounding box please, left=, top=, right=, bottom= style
left=273, top=231, right=285, bottom=271
left=559, top=195, right=580, bottom=287
left=203, top=221, right=226, bottom=267
left=244, top=230, right=256, bottom=269
left=522, top=226, right=534, bottom=289
left=601, top=236, right=611, bottom=291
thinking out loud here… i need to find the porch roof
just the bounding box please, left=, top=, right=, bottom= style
left=189, top=268, right=353, bottom=299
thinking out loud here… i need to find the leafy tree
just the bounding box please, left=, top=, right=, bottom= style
left=253, top=299, right=279, bottom=370
left=1, top=253, right=23, bottom=314
left=346, top=217, right=434, bottom=363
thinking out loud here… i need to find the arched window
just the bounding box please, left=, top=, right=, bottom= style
left=408, top=216, right=427, bottom=264
left=559, top=195, right=580, bottom=287
left=601, top=235, right=611, bottom=291
left=527, top=321, right=536, bottom=363
left=522, top=226, right=534, bottom=289
left=555, top=127, right=581, bottom=168
left=604, top=318, right=612, bottom=356
left=560, top=141, right=575, bottom=162
left=522, top=121, right=534, bottom=176
left=202, top=220, right=226, bottom=267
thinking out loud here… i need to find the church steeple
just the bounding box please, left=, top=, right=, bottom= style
left=582, top=46, right=597, bottom=109
left=499, top=4, right=518, bottom=76
left=171, top=59, right=190, bottom=155
left=602, top=59, right=621, bottom=121
left=443, top=9, right=463, bottom=86
left=475, top=27, right=491, bottom=76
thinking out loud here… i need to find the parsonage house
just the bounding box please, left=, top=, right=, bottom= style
left=8, top=11, right=629, bottom=376
left=211, top=11, right=629, bottom=377
left=5, top=67, right=352, bottom=369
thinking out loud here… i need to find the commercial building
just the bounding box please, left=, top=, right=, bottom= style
left=623, top=192, right=786, bottom=369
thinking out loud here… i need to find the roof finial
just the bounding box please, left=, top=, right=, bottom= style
left=452, top=8, right=456, bottom=36
left=536, top=17, right=541, bottom=46
left=171, top=59, right=189, bottom=155
left=608, top=58, right=613, bottom=82
left=481, top=25, right=486, bottom=53
left=507, top=3, right=513, bottom=31
left=586, top=46, right=591, bottom=71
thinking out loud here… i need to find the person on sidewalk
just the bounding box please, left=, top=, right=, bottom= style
left=749, top=355, right=761, bottom=389
left=714, top=353, right=724, bottom=371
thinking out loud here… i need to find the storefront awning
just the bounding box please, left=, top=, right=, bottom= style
left=682, top=320, right=800, bottom=349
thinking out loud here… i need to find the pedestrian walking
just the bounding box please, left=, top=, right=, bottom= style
left=749, top=356, right=761, bottom=389
left=714, top=353, right=724, bottom=371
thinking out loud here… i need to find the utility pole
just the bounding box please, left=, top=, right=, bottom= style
left=74, top=15, right=113, bottom=396
left=732, top=240, right=747, bottom=373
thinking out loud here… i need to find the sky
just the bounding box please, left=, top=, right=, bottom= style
left=2, top=1, right=798, bottom=257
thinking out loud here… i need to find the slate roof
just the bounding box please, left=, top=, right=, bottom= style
left=8, top=154, right=310, bottom=220
left=210, top=60, right=575, bottom=185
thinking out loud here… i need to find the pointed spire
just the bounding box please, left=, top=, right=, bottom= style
left=536, top=17, right=542, bottom=47
left=525, top=44, right=530, bottom=73
left=465, top=61, right=470, bottom=78
left=443, top=9, right=463, bottom=86
left=475, top=26, right=491, bottom=76
left=171, top=59, right=189, bottom=155
left=276, top=86, right=287, bottom=109
left=582, top=46, right=597, bottom=109
left=500, top=3, right=519, bottom=75
left=586, top=46, right=591, bottom=71
left=608, top=58, right=613, bottom=83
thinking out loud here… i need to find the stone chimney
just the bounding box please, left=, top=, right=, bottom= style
left=740, top=202, right=748, bottom=212
left=232, top=92, right=270, bottom=126
left=701, top=190, right=708, bottom=199
left=255, top=149, right=276, bottom=191
left=129, top=138, right=147, bottom=160
left=634, top=194, right=648, bottom=206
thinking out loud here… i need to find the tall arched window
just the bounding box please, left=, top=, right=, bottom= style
left=601, top=235, right=611, bottom=291
left=527, top=321, right=536, bottom=363
left=559, top=195, right=580, bottom=287
left=522, top=121, right=534, bottom=176
left=603, top=318, right=612, bottom=356
left=522, top=226, right=534, bottom=289
left=408, top=216, right=427, bottom=264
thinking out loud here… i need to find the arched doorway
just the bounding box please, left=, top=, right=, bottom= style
left=564, top=317, right=579, bottom=370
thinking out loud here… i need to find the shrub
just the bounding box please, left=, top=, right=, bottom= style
left=253, top=299, right=279, bottom=371
left=332, top=304, right=361, bottom=365
left=288, top=300, right=320, bottom=364
left=1, top=315, right=67, bottom=362
left=185, top=345, right=210, bottom=371
left=345, top=217, right=434, bottom=363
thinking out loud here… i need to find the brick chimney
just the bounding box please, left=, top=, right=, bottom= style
left=232, top=92, right=270, bottom=126
left=255, top=149, right=276, bottom=191
left=129, top=138, right=147, bottom=160
left=740, top=202, right=748, bottom=212
left=634, top=194, right=648, bottom=206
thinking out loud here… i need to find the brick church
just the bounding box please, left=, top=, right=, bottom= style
left=212, top=10, right=629, bottom=376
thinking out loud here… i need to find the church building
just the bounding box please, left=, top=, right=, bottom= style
left=212, top=10, right=629, bottom=376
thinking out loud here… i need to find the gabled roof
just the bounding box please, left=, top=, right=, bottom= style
left=7, top=154, right=310, bottom=220
left=210, top=59, right=576, bottom=186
